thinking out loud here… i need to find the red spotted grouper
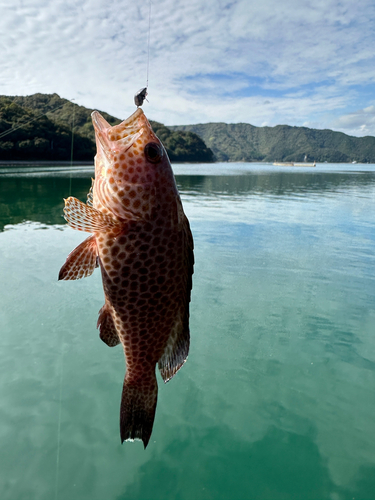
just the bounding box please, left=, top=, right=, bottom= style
left=59, top=108, right=194, bottom=448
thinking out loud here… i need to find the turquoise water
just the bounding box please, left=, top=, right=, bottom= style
left=0, top=162, right=374, bottom=500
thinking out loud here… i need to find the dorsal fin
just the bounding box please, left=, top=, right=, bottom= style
left=158, top=315, right=189, bottom=383
left=158, top=212, right=194, bottom=382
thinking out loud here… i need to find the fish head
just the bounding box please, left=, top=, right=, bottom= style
left=92, top=109, right=178, bottom=221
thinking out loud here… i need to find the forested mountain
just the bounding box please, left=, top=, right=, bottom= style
left=0, top=94, right=214, bottom=162
left=0, top=95, right=94, bottom=161
left=171, top=123, right=375, bottom=163
left=1, top=93, right=374, bottom=164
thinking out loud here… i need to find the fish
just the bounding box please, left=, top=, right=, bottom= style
left=58, top=108, right=194, bottom=448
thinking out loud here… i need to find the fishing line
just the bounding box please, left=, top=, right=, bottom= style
left=55, top=103, right=76, bottom=499
left=70, top=103, right=75, bottom=168
left=134, top=1, right=152, bottom=107
left=69, top=102, right=75, bottom=196
left=54, top=342, right=64, bottom=500
left=146, top=0, right=152, bottom=89
left=0, top=100, right=71, bottom=140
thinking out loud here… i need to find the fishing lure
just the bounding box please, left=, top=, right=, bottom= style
left=134, top=87, right=148, bottom=107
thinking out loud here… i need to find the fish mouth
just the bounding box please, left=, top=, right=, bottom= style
left=91, top=109, right=158, bottom=221
left=92, top=108, right=150, bottom=155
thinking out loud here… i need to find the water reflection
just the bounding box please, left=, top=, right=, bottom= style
left=0, top=176, right=91, bottom=230
left=0, top=164, right=375, bottom=500
left=176, top=171, right=375, bottom=197
left=1, top=165, right=375, bottom=231
left=119, top=424, right=335, bottom=500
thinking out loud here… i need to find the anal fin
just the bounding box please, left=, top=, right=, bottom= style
left=158, top=316, right=190, bottom=383
left=58, top=235, right=98, bottom=280
left=97, top=304, right=120, bottom=347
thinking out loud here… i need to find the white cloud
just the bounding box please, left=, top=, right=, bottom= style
left=1, top=0, right=375, bottom=135
left=330, top=105, right=375, bottom=137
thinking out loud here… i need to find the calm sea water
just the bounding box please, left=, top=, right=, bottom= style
left=0, top=162, right=374, bottom=500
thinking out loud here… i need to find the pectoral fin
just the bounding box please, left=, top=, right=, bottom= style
left=58, top=235, right=98, bottom=280
left=97, top=304, right=120, bottom=347
left=63, top=196, right=120, bottom=233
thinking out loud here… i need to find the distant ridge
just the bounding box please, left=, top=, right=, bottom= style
left=0, top=93, right=213, bottom=163
left=170, top=123, right=375, bottom=163
left=1, top=93, right=374, bottom=163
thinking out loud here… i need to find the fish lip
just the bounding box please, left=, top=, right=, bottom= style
left=91, top=108, right=144, bottom=132
left=92, top=108, right=148, bottom=156
left=113, top=108, right=144, bottom=129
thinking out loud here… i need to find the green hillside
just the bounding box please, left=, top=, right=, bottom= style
left=0, top=93, right=214, bottom=162
left=0, top=95, right=94, bottom=161
left=2, top=93, right=374, bottom=164
left=171, top=123, right=375, bottom=163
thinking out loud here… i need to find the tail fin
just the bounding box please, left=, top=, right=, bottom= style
left=120, top=373, right=158, bottom=449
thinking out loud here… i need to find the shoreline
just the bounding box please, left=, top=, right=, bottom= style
left=0, top=160, right=94, bottom=167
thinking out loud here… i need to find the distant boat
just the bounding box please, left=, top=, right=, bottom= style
left=293, top=162, right=316, bottom=167
left=273, top=162, right=316, bottom=167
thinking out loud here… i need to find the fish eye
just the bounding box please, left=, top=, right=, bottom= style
left=144, top=142, right=163, bottom=164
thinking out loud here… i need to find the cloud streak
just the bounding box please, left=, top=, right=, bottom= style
left=1, top=0, right=375, bottom=135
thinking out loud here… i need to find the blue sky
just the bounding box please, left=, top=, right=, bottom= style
left=1, top=0, right=375, bottom=136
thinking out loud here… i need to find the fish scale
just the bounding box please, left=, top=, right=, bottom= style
left=59, top=108, right=194, bottom=447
